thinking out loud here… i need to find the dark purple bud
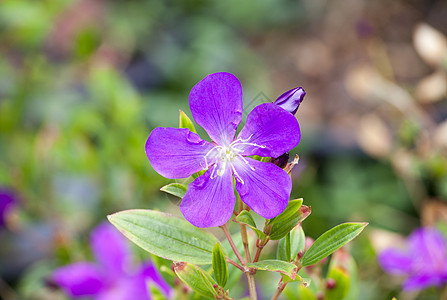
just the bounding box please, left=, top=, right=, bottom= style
left=274, top=87, right=306, bottom=115
left=269, top=152, right=289, bottom=168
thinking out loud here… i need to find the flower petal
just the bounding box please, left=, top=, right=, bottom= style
left=0, top=189, right=16, bottom=228
left=146, top=127, right=215, bottom=179
left=408, top=228, right=447, bottom=261
left=378, top=249, right=412, bottom=274
left=90, top=222, right=130, bottom=277
left=138, top=262, right=172, bottom=297
left=233, top=158, right=291, bottom=219
left=403, top=274, right=446, bottom=291
left=236, top=103, right=300, bottom=158
left=189, top=72, right=243, bottom=146
left=96, top=277, right=148, bottom=300
left=51, top=262, right=104, bottom=297
left=180, top=164, right=235, bottom=227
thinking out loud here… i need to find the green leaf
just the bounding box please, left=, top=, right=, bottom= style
left=282, top=274, right=310, bottom=285
left=326, top=249, right=358, bottom=300
left=160, top=183, right=187, bottom=198
left=179, top=110, right=197, bottom=133
left=277, top=232, right=291, bottom=262
left=269, top=199, right=303, bottom=225
left=301, top=223, right=368, bottom=267
left=147, top=281, right=167, bottom=300
left=108, top=209, right=220, bottom=265
left=253, top=155, right=271, bottom=162
left=174, top=262, right=217, bottom=298
left=324, top=266, right=350, bottom=300
left=290, top=225, right=306, bottom=261
left=150, top=254, right=176, bottom=287
left=212, top=243, right=228, bottom=288
left=234, top=210, right=266, bottom=239
left=246, top=260, right=298, bottom=279
left=269, top=200, right=311, bottom=240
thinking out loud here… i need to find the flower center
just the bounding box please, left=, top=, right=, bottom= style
left=202, top=135, right=266, bottom=183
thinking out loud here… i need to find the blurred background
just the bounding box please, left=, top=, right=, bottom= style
left=0, top=0, right=447, bottom=299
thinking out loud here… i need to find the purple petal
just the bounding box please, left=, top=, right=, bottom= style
left=403, top=273, right=447, bottom=291
left=51, top=262, right=104, bottom=297
left=139, top=262, right=172, bottom=297
left=233, top=158, right=291, bottom=219
left=0, top=189, right=16, bottom=228
left=189, top=72, right=243, bottom=146
left=408, top=228, right=447, bottom=262
left=96, top=277, right=149, bottom=300
left=146, top=127, right=215, bottom=179
left=236, top=103, right=300, bottom=158
left=180, top=164, right=235, bottom=227
left=274, top=87, right=306, bottom=115
left=378, top=249, right=412, bottom=274
left=90, top=223, right=130, bottom=277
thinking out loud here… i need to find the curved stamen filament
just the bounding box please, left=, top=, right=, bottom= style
left=202, top=145, right=223, bottom=169
left=210, top=163, right=219, bottom=179
left=230, top=134, right=266, bottom=151
left=236, top=154, right=256, bottom=171
left=231, top=164, right=245, bottom=184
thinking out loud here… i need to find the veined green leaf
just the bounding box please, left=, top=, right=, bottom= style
left=246, top=260, right=298, bottom=279
left=301, top=223, right=367, bottom=267
left=277, top=232, right=291, bottom=262
left=108, top=209, right=219, bottom=265
left=160, top=183, right=187, bottom=198
left=277, top=225, right=306, bottom=262
left=174, top=262, right=217, bottom=298
left=269, top=200, right=311, bottom=240
left=234, top=210, right=266, bottom=239
left=212, top=243, right=228, bottom=288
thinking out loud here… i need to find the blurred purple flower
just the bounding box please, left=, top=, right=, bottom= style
left=273, top=87, right=306, bottom=115
left=379, top=227, right=447, bottom=291
left=0, top=188, right=17, bottom=228
left=51, top=223, right=171, bottom=299
left=146, top=72, right=301, bottom=227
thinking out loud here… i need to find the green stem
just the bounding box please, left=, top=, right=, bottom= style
left=237, top=194, right=257, bottom=300
left=226, top=257, right=245, bottom=272
left=247, top=272, right=257, bottom=300
left=271, top=278, right=287, bottom=300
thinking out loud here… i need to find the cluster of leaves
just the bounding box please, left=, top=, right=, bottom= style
left=109, top=172, right=366, bottom=299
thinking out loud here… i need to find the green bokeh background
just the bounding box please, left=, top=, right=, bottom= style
left=1, top=0, right=446, bottom=299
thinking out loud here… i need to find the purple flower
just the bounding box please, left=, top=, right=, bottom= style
left=273, top=87, right=306, bottom=115
left=0, top=188, right=17, bottom=228
left=379, top=227, right=447, bottom=291
left=146, top=72, right=301, bottom=227
left=51, top=223, right=171, bottom=299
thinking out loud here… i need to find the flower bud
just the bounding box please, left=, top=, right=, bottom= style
left=269, top=152, right=289, bottom=168
left=274, top=87, right=306, bottom=115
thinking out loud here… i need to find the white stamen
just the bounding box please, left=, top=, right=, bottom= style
left=202, top=145, right=223, bottom=169
left=203, top=134, right=263, bottom=179
left=231, top=164, right=245, bottom=184
left=210, top=163, right=219, bottom=179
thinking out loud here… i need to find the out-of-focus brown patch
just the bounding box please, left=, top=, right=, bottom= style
left=421, top=200, right=447, bottom=226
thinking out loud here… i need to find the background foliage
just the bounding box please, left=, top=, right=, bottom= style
left=1, top=0, right=447, bottom=299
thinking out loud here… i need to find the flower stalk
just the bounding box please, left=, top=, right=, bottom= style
left=271, top=278, right=287, bottom=300
left=236, top=195, right=257, bottom=300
